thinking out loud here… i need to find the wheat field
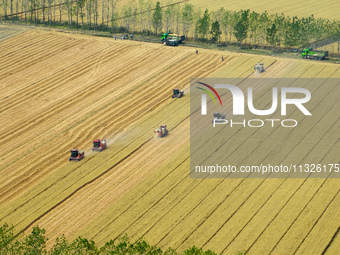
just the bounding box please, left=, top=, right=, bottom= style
left=0, top=26, right=339, bottom=254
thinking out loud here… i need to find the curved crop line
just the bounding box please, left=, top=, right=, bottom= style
left=197, top=87, right=216, bottom=105
left=197, top=82, right=222, bottom=106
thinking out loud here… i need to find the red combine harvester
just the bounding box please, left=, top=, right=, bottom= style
left=154, top=125, right=168, bottom=138
left=92, top=139, right=107, bottom=152
left=69, top=149, right=84, bottom=161
left=172, top=88, right=184, bottom=98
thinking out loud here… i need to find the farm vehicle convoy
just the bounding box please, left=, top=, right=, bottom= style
left=69, top=60, right=268, bottom=161
left=69, top=88, right=185, bottom=161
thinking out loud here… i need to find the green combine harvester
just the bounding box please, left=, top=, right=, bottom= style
left=301, top=48, right=328, bottom=60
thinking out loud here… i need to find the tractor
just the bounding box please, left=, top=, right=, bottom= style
left=92, top=139, right=107, bottom=152
left=69, top=149, right=84, bottom=161
left=254, top=63, right=264, bottom=73
left=154, top=125, right=168, bottom=138
left=172, top=88, right=184, bottom=98
left=212, top=112, right=226, bottom=123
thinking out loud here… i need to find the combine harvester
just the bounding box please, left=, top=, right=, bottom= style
left=301, top=48, right=328, bottom=60
left=172, top=88, right=184, bottom=98
left=92, top=139, right=107, bottom=152
left=212, top=112, right=226, bottom=123
left=154, top=125, right=168, bottom=138
left=254, top=63, right=265, bottom=73
left=69, top=149, right=84, bottom=161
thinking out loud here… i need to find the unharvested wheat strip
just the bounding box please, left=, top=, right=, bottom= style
left=219, top=68, right=340, bottom=254
left=270, top=180, right=340, bottom=254
left=175, top=63, right=324, bottom=252
left=245, top=86, right=340, bottom=254
left=291, top=156, right=340, bottom=255
left=221, top=72, right=340, bottom=252
left=267, top=113, right=340, bottom=254
left=224, top=123, right=340, bottom=254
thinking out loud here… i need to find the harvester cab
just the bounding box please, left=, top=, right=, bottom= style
left=69, top=149, right=84, bottom=161
left=254, top=63, right=264, bottom=73
left=172, top=88, right=184, bottom=98
left=92, top=139, right=107, bottom=152
left=154, top=125, right=168, bottom=138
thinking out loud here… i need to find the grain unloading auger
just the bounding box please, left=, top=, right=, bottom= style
left=69, top=149, right=84, bottom=161
left=92, top=139, right=107, bottom=152
left=154, top=125, right=168, bottom=138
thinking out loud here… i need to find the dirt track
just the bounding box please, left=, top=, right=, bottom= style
left=0, top=28, right=339, bottom=254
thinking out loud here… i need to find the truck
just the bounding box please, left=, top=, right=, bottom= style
left=161, top=32, right=185, bottom=45
left=301, top=48, right=328, bottom=60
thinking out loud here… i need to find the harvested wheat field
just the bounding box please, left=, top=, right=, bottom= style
left=0, top=27, right=339, bottom=254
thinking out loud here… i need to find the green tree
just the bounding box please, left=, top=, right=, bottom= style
left=0, top=223, right=15, bottom=253
left=258, top=10, right=270, bottom=48
left=50, top=235, right=70, bottom=254
left=183, top=245, right=217, bottom=255
left=196, top=8, right=210, bottom=40
left=69, top=236, right=98, bottom=254
left=182, top=3, right=194, bottom=36
left=233, top=9, right=250, bottom=46
left=152, top=1, right=162, bottom=36
left=210, top=20, right=221, bottom=44
left=22, top=226, right=48, bottom=254
left=266, top=23, right=278, bottom=50
left=283, top=16, right=301, bottom=47
left=248, top=11, right=259, bottom=45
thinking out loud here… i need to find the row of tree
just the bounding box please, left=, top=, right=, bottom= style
left=0, top=223, right=229, bottom=254
left=2, top=0, right=340, bottom=49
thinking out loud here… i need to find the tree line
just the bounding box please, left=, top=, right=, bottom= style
left=0, top=223, right=235, bottom=254
left=1, top=0, right=340, bottom=51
